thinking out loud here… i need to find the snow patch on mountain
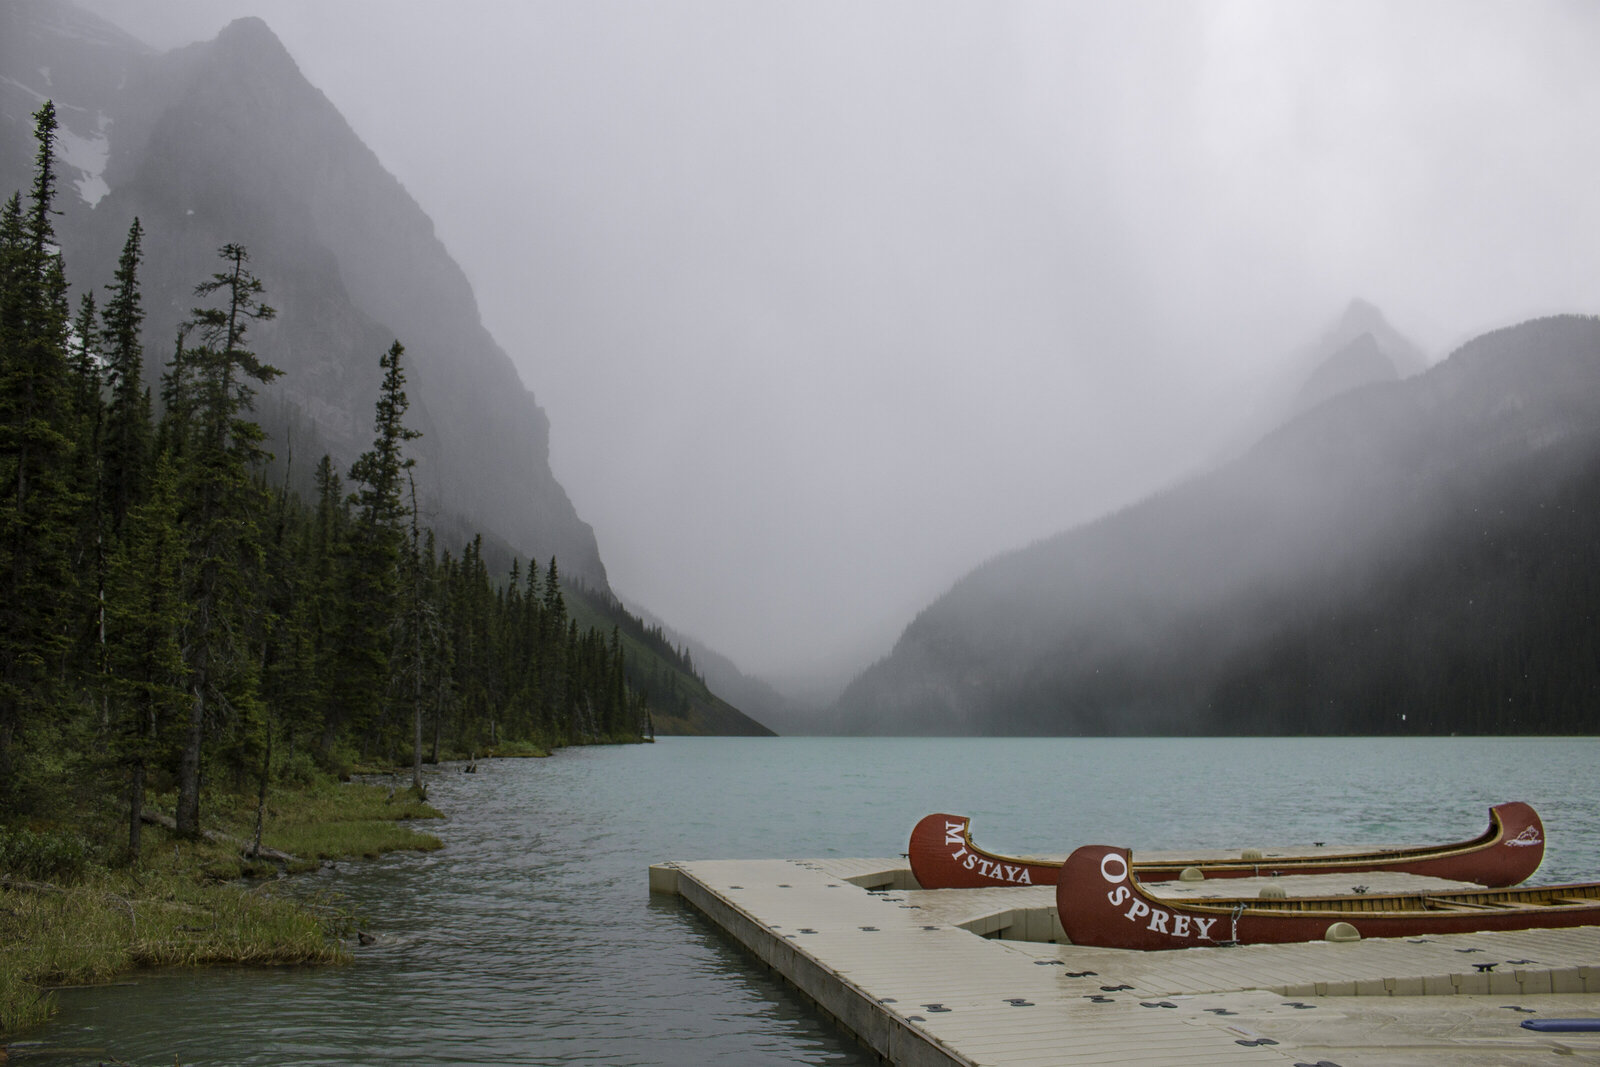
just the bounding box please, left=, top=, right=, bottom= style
left=53, top=111, right=111, bottom=206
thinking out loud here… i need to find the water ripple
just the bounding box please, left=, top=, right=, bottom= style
left=21, top=736, right=1600, bottom=1064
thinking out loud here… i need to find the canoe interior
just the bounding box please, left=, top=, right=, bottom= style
left=1165, top=880, right=1600, bottom=916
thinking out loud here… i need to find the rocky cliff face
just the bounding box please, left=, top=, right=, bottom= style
left=2, top=3, right=606, bottom=586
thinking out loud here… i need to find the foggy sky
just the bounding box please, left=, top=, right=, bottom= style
left=75, top=1, right=1600, bottom=690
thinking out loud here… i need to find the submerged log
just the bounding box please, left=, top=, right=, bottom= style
left=139, top=811, right=300, bottom=865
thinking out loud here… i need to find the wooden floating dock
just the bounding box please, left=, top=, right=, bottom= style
left=650, top=856, right=1600, bottom=1065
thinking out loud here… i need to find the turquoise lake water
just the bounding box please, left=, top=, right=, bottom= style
left=13, top=736, right=1600, bottom=1064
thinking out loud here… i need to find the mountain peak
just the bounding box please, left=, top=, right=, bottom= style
left=210, top=16, right=298, bottom=75
left=1324, top=298, right=1390, bottom=351
left=217, top=15, right=279, bottom=44
left=1316, top=298, right=1428, bottom=379
left=1336, top=297, right=1388, bottom=337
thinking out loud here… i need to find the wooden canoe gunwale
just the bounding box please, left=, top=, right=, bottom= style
left=908, top=802, right=1544, bottom=890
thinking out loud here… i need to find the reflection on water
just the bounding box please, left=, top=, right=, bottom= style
left=14, top=736, right=1600, bottom=1065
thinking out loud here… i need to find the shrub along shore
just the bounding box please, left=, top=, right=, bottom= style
left=0, top=774, right=449, bottom=1038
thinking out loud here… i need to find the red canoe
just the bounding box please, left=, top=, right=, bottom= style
left=1056, top=843, right=1600, bottom=950
left=908, top=803, right=1545, bottom=890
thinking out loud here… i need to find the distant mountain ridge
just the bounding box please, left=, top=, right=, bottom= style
left=836, top=314, right=1600, bottom=736
left=1207, top=299, right=1430, bottom=469
left=2, top=3, right=606, bottom=585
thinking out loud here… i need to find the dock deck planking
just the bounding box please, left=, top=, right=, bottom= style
left=653, top=856, right=1600, bottom=1065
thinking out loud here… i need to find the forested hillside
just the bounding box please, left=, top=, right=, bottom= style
left=0, top=106, right=649, bottom=847
left=838, top=315, right=1600, bottom=736
left=0, top=3, right=607, bottom=589
left=566, top=586, right=775, bottom=736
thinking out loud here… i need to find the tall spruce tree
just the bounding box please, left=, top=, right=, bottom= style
left=345, top=340, right=421, bottom=762
left=106, top=453, right=191, bottom=856
left=307, top=454, right=351, bottom=759
left=171, top=243, right=280, bottom=837
left=67, top=291, right=108, bottom=698
left=401, top=469, right=434, bottom=794
left=0, top=103, right=79, bottom=812
left=101, top=218, right=150, bottom=539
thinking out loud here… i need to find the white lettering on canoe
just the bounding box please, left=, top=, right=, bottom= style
left=942, top=827, right=1037, bottom=884
left=1097, top=849, right=1215, bottom=943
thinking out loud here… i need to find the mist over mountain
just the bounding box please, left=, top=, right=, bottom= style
left=623, top=605, right=830, bottom=735
left=836, top=314, right=1600, bottom=736
left=1210, top=299, right=1432, bottom=469
left=1, top=1, right=605, bottom=586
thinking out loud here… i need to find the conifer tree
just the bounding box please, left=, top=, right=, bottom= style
left=401, top=469, right=433, bottom=794
left=67, top=291, right=108, bottom=695
left=69, top=292, right=101, bottom=418
left=345, top=340, right=420, bottom=760
left=308, top=453, right=349, bottom=758
left=0, top=103, right=79, bottom=812
left=171, top=243, right=280, bottom=837
left=540, top=557, right=568, bottom=737
left=156, top=324, right=192, bottom=456
left=101, top=218, right=150, bottom=539
left=107, top=453, right=191, bottom=855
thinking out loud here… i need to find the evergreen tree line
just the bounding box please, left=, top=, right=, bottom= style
left=566, top=580, right=704, bottom=684
left=0, top=104, right=647, bottom=852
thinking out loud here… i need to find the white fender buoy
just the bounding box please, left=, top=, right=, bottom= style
left=1325, top=921, right=1361, bottom=942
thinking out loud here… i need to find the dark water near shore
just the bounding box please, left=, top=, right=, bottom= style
left=13, top=736, right=1600, bottom=1065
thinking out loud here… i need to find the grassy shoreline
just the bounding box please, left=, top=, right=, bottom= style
left=0, top=776, right=446, bottom=1037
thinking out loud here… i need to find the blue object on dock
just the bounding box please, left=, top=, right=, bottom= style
left=1521, top=1018, right=1600, bottom=1032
